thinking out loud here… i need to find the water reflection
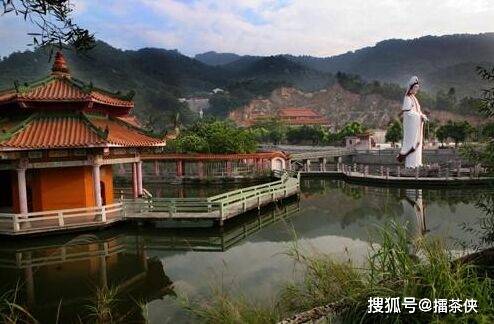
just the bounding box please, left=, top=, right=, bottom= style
left=0, top=199, right=300, bottom=323
left=402, top=189, right=428, bottom=237
left=0, top=180, right=492, bottom=323
left=0, top=232, right=174, bottom=323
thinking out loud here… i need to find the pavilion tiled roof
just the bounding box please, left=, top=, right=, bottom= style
left=89, top=116, right=166, bottom=147
left=0, top=115, right=105, bottom=149
left=0, top=114, right=166, bottom=150
left=0, top=78, right=134, bottom=108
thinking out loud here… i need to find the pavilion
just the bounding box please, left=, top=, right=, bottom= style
left=0, top=52, right=166, bottom=227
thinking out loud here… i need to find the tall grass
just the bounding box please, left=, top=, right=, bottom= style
left=185, top=222, right=494, bottom=323
left=180, top=285, right=281, bottom=324
left=0, top=283, right=38, bottom=323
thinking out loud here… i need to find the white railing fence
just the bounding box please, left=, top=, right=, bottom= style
left=0, top=203, right=123, bottom=234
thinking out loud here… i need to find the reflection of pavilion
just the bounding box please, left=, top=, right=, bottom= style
left=132, top=198, right=300, bottom=252
left=0, top=232, right=174, bottom=323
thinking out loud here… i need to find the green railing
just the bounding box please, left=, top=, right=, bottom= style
left=122, top=171, right=300, bottom=221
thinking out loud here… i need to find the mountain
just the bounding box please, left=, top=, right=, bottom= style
left=0, top=41, right=334, bottom=130
left=196, top=33, right=494, bottom=97
left=1, top=34, right=489, bottom=131
left=222, top=55, right=334, bottom=91
left=194, top=51, right=244, bottom=66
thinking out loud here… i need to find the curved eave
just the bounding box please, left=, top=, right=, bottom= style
left=0, top=141, right=167, bottom=152
left=0, top=97, right=134, bottom=109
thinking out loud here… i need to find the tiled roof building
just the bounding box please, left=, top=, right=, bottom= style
left=278, top=107, right=330, bottom=126
left=0, top=52, right=166, bottom=226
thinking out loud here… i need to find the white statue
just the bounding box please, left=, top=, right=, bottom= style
left=397, top=76, right=428, bottom=168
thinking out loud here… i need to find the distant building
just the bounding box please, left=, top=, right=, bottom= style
left=229, top=105, right=331, bottom=128
left=211, top=88, right=225, bottom=94
left=278, top=107, right=331, bottom=127
left=345, top=132, right=376, bottom=150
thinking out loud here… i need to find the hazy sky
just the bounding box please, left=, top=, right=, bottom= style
left=1, top=0, right=494, bottom=58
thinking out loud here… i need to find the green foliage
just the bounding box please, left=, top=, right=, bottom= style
left=482, top=123, right=494, bottom=139
left=385, top=120, right=402, bottom=145
left=180, top=287, right=280, bottom=324
left=2, top=0, right=95, bottom=51
left=459, top=66, right=494, bottom=169
left=167, top=134, right=210, bottom=153
left=251, top=118, right=288, bottom=145
left=168, top=119, right=258, bottom=154
left=286, top=125, right=326, bottom=145
left=208, top=80, right=289, bottom=118
left=436, top=121, right=473, bottom=147
left=208, top=93, right=246, bottom=118
left=338, top=121, right=366, bottom=138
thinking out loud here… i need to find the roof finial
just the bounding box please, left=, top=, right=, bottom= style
left=51, top=51, right=70, bottom=77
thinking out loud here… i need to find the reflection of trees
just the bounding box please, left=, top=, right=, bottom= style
left=460, top=192, right=494, bottom=251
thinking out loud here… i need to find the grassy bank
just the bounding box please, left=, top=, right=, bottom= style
left=184, top=223, right=494, bottom=323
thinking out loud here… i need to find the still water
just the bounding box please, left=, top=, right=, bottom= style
left=1, top=179, right=492, bottom=323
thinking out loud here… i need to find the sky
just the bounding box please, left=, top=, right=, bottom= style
left=1, top=0, right=494, bottom=58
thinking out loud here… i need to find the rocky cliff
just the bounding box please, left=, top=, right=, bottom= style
left=230, top=84, right=482, bottom=129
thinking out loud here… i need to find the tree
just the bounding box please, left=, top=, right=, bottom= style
left=436, top=121, right=472, bottom=147
left=385, top=120, right=402, bottom=146
left=2, top=0, right=94, bottom=51
left=286, top=125, right=327, bottom=145
left=482, top=123, right=494, bottom=139
left=251, top=118, right=287, bottom=145
left=460, top=66, right=494, bottom=169
left=168, top=134, right=210, bottom=153
left=168, top=119, right=258, bottom=154
left=338, top=122, right=366, bottom=138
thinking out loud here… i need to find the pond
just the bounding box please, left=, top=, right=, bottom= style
left=1, top=179, right=493, bottom=323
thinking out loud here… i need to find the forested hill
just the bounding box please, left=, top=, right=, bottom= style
left=1, top=35, right=490, bottom=131
left=0, top=41, right=331, bottom=130
left=196, top=33, right=494, bottom=98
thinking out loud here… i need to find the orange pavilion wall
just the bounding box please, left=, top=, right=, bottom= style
left=11, top=166, right=114, bottom=213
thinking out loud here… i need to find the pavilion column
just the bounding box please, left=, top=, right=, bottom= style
left=17, top=167, right=28, bottom=215
left=259, top=159, right=265, bottom=171
left=92, top=164, right=102, bottom=208
left=226, top=161, right=233, bottom=177
left=154, top=160, right=160, bottom=176
left=319, top=158, right=327, bottom=172
left=197, top=161, right=204, bottom=179
left=137, top=161, right=143, bottom=197
left=132, top=163, right=138, bottom=198
left=176, top=160, right=184, bottom=178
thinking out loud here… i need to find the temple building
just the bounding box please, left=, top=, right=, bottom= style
left=229, top=105, right=331, bottom=128
left=0, top=52, right=166, bottom=222
left=277, top=107, right=330, bottom=127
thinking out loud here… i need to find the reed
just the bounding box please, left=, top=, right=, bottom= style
left=185, top=222, right=494, bottom=323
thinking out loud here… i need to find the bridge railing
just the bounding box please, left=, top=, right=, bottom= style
left=122, top=176, right=300, bottom=221
left=289, top=148, right=352, bottom=160
left=0, top=203, right=123, bottom=235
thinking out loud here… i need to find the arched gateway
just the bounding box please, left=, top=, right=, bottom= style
left=0, top=52, right=167, bottom=231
